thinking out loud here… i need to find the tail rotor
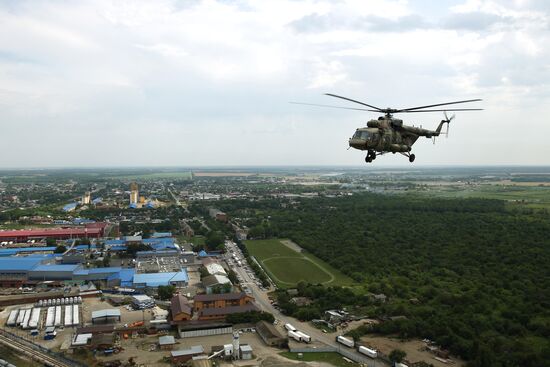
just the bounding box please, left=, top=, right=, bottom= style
left=443, top=111, right=455, bottom=138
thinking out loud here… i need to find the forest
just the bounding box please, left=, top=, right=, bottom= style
left=221, top=193, right=550, bottom=367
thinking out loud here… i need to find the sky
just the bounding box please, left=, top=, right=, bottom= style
left=0, top=0, right=549, bottom=168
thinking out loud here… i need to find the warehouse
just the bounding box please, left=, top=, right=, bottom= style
left=73, top=267, right=121, bottom=281
left=0, top=223, right=107, bottom=241
left=198, top=304, right=258, bottom=321
left=176, top=321, right=232, bottom=338
left=171, top=294, right=192, bottom=321
left=255, top=320, right=287, bottom=347
left=0, top=257, right=45, bottom=285
left=28, top=264, right=80, bottom=281
left=202, top=274, right=232, bottom=294
left=193, top=292, right=254, bottom=312
left=133, top=270, right=188, bottom=288
left=91, top=309, right=121, bottom=324
left=171, top=346, right=205, bottom=363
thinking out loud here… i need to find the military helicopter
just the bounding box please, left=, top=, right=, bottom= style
left=294, top=93, right=482, bottom=163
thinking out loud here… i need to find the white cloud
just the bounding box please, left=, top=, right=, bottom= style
left=0, top=0, right=549, bottom=167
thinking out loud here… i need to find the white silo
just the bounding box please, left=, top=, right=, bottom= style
left=232, top=332, right=240, bottom=359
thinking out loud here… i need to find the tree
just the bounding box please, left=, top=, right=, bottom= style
left=54, top=245, right=67, bottom=253
left=46, top=237, right=57, bottom=246
left=389, top=349, right=407, bottom=363
left=205, top=231, right=224, bottom=250
left=157, top=285, right=176, bottom=300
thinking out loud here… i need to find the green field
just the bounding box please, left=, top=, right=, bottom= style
left=280, top=352, right=357, bottom=367
left=244, top=238, right=354, bottom=288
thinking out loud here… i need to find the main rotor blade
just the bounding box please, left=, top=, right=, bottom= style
left=289, top=102, right=377, bottom=112
left=399, top=99, right=482, bottom=112
left=325, top=93, right=383, bottom=111
left=398, top=108, right=483, bottom=112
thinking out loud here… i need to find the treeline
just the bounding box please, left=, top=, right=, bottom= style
left=225, top=193, right=550, bottom=367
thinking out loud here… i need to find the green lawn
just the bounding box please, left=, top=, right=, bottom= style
left=280, top=352, right=357, bottom=367
left=244, top=238, right=354, bottom=288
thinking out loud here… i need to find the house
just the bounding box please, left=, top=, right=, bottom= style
left=193, top=292, right=254, bottom=312
left=198, top=304, right=258, bottom=321
left=171, top=294, right=192, bottom=322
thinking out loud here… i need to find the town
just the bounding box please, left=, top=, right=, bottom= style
left=1, top=167, right=549, bottom=367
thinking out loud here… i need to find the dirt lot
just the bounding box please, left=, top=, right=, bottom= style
left=97, top=329, right=311, bottom=366
left=361, top=335, right=466, bottom=367
left=82, top=297, right=155, bottom=326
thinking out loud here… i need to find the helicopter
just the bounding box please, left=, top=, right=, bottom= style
left=294, top=93, right=482, bottom=163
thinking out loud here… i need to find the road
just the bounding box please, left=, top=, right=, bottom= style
left=223, top=241, right=389, bottom=367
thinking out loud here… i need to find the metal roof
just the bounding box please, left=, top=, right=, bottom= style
left=91, top=309, right=121, bottom=319
left=159, top=335, right=175, bottom=345
left=151, top=232, right=172, bottom=238
left=240, top=345, right=253, bottom=352
left=0, top=257, right=44, bottom=271
left=133, top=270, right=189, bottom=287
left=31, top=264, right=80, bottom=272
left=171, top=345, right=204, bottom=357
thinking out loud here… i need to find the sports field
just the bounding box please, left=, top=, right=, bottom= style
left=244, top=238, right=354, bottom=288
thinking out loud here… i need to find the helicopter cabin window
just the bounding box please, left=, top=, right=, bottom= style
left=353, top=131, right=370, bottom=140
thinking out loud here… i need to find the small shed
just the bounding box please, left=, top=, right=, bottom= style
left=159, top=335, right=176, bottom=350
left=171, top=345, right=205, bottom=363
left=239, top=345, right=253, bottom=360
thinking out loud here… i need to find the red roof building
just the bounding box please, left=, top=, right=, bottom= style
left=0, top=223, right=107, bottom=241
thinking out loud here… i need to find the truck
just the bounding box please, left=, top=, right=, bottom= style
left=336, top=335, right=355, bottom=348
left=284, top=323, right=297, bottom=332
left=295, top=331, right=311, bottom=343
left=288, top=330, right=302, bottom=342
left=358, top=346, right=377, bottom=358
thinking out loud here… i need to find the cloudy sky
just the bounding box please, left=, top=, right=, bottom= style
left=1, top=0, right=549, bottom=167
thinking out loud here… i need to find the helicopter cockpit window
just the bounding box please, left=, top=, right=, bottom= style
left=353, top=131, right=369, bottom=140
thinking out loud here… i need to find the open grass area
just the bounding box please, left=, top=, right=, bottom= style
left=280, top=352, right=357, bottom=367
left=244, top=238, right=354, bottom=288
left=416, top=184, right=550, bottom=210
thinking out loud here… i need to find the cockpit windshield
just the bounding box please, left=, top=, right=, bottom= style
left=353, top=130, right=369, bottom=140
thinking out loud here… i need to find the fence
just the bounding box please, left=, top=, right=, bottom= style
left=289, top=345, right=384, bottom=367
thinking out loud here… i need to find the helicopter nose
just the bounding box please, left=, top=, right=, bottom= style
left=349, top=138, right=366, bottom=149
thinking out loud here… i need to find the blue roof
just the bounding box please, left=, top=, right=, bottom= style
left=136, top=250, right=179, bottom=256
left=198, top=250, right=219, bottom=257
left=142, top=238, right=174, bottom=245
left=63, top=203, right=78, bottom=211
left=129, top=203, right=138, bottom=209
left=110, top=245, right=127, bottom=251
left=0, top=246, right=56, bottom=256
left=105, top=239, right=125, bottom=245
left=151, top=232, right=172, bottom=238
left=31, top=264, right=80, bottom=272
left=0, top=257, right=44, bottom=271
left=92, top=197, right=102, bottom=204
left=73, top=267, right=121, bottom=276
left=133, top=270, right=188, bottom=287
left=145, top=202, right=155, bottom=208
left=107, top=268, right=135, bottom=287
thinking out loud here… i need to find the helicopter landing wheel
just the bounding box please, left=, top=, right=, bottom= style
left=409, top=154, right=416, bottom=163
left=365, top=156, right=372, bottom=163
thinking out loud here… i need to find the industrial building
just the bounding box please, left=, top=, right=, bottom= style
left=129, top=182, right=139, bottom=205
left=0, top=222, right=107, bottom=241
left=202, top=274, right=232, bottom=294
left=171, top=294, right=192, bottom=322
left=255, top=320, right=287, bottom=347
left=194, top=293, right=254, bottom=312
left=131, top=294, right=155, bottom=309
left=198, top=304, right=258, bottom=321
left=91, top=309, right=121, bottom=324
left=171, top=345, right=205, bottom=363
left=132, top=271, right=188, bottom=288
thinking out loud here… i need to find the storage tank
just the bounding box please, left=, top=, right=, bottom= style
left=16, top=309, right=26, bottom=325
left=64, top=305, right=72, bottom=326
left=21, top=309, right=32, bottom=329
left=45, top=307, right=55, bottom=327
left=54, top=306, right=62, bottom=327
left=232, top=332, right=240, bottom=359
left=336, top=335, right=355, bottom=348
left=358, top=346, right=377, bottom=358
left=6, top=310, right=19, bottom=327
left=72, top=305, right=79, bottom=326
left=28, top=308, right=41, bottom=329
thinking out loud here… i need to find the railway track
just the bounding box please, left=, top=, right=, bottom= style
left=0, top=332, right=71, bottom=367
